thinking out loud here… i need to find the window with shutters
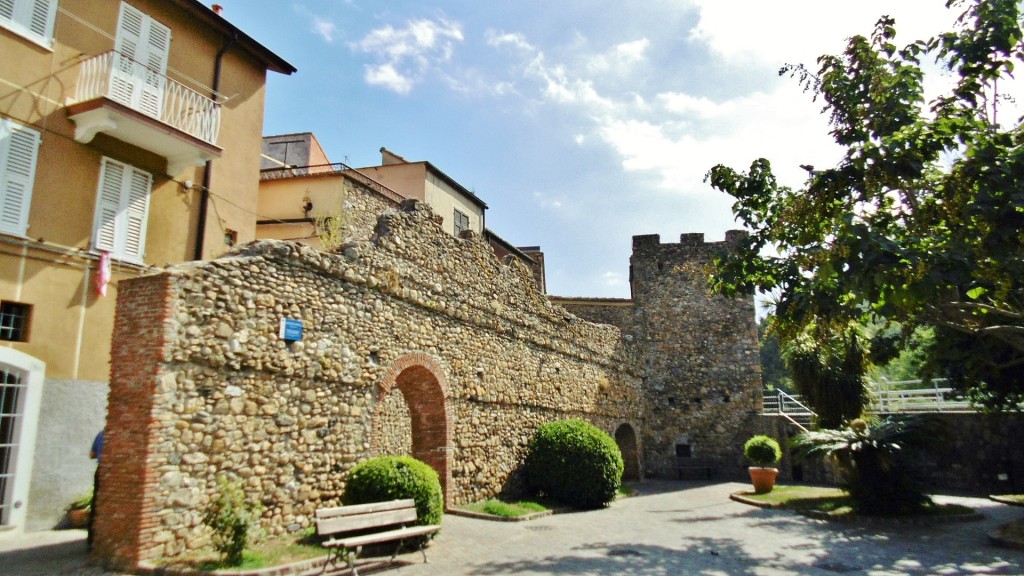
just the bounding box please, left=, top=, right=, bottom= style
left=0, top=0, right=57, bottom=48
left=112, top=2, right=171, bottom=119
left=92, top=158, right=151, bottom=262
left=453, top=208, right=470, bottom=235
left=0, top=119, right=39, bottom=238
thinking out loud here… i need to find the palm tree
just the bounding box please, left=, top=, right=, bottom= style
left=792, top=416, right=943, bottom=515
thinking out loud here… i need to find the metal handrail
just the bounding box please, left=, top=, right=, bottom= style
left=72, top=50, right=221, bottom=145
left=764, top=379, right=974, bottom=423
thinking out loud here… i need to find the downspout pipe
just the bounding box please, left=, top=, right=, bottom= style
left=194, top=32, right=237, bottom=261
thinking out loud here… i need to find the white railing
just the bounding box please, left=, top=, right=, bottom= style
left=72, top=51, right=221, bottom=146
left=872, top=378, right=971, bottom=413
left=764, top=379, right=973, bottom=424
left=764, top=389, right=815, bottom=431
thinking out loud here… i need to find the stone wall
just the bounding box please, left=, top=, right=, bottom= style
left=98, top=201, right=644, bottom=569
left=793, top=413, right=1024, bottom=495
left=551, top=297, right=634, bottom=335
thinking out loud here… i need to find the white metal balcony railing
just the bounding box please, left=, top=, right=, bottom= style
left=73, top=50, right=221, bottom=146
left=763, top=379, right=974, bottom=431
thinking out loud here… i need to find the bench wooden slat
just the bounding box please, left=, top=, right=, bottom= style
left=323, top=524, right=441, bottom=550
left=317, top=507, right=418, bottom=534
left=315, top=499, right=440, bottom=575
left=316, top=499, right=416, bottom=520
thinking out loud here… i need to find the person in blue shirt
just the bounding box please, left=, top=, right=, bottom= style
left=87, top=430, right=103, bottom=550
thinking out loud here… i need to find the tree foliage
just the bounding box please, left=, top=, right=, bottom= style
left=707, top=0, right=1024, bottom=411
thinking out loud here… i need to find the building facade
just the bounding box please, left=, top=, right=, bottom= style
left=0, top=0, right=293, bottom=531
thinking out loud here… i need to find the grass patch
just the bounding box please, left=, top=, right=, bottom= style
left=994, top=519, right=1024, bottom=542
left=993, top=494, right=1024, bottom=506
left=738, top=485, right=976, bottom=518
left=461, top=499, right=548, bottom=518
left=618, top=485, right=638, bottom=498
left=158, top=535, right=327, bottom=572
left=740, top=485, right=847, bottom=510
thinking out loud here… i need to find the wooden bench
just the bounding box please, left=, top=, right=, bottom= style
left=676, top=456, right=716, bottom=480
left=315, top=499, right=441, bottom=575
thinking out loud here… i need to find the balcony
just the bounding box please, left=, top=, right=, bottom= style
left=66, top=51, right=222, bottom=176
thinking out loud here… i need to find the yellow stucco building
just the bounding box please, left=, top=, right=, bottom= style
left=0, top=0, right=293, bottom=532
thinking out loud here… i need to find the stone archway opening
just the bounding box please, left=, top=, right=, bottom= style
left=615, top=423, right=640, bottom=482
left=373, top=355, right=452, bottom=506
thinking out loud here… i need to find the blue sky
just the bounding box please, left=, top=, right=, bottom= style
left=218, top=1, right=975, bottom=299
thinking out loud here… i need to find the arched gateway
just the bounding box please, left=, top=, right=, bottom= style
left=615, top=422, right=641, bottom=482
left=372, top=353, right=453, bottom=506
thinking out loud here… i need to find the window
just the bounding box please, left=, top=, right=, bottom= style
left=0, top=119, right=40, bottom=237
left=92, top=157, right=152, bottom=262
left=0, top=0, right=57, bottom=48
left=453, top=208, right=470, bottom=235
left=111, top=2, right=171, bottom=118
left=0, top=301, right=31, bottom=342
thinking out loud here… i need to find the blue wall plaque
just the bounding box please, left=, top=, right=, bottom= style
left=279, top=318, right=303, bottom=341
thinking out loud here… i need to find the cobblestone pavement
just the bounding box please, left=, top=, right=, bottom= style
left=2, top=481, right=1022, bottom=576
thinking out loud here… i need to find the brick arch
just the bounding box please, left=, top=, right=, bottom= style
left=373, top=353, right=453, bottom=506
left=615, top=422, right=641, bottom=482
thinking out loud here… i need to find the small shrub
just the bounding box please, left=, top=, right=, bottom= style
left=203, top=476, right=263, bottom=566
left=343, top=456, right=443, bottom=529
left=744, top=435, right=782, bottom=467
left=792, top=416, right=942, bottom=515
left=68, top=490, right=93, bottom=511
left=524, top=419, right=624, bottom=508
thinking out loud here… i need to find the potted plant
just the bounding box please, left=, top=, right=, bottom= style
left=744, top=435, right=782, bottom=494
left=66, top=491, right=92, bottom=529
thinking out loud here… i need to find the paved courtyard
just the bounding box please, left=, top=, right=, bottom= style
left=1, top=480, right=1022, bottom=575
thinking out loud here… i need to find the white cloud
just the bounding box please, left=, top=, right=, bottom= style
left=688, top=1, right=958, bottom=66
left=587, top=38, right=650, bottom=73
left=312, top=17, right=336, bottom=43
left=363, top=64, right=413, bottom=94
left=533, top=191, right=563, bottom=210
left=353, top=18, right=464, bottom=94
left=601, top=271, right=626, bottom=288
left=485, top=30, right=534, bottom=52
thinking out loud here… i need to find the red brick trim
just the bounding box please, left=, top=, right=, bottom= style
left=373, top=352, right=453, bottom=506
left=94, top=273, right=175, bottom=571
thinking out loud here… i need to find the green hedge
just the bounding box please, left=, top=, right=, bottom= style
left=525, top=419, right=623, bottom=508
left=342, top=456, right=443, bottom=528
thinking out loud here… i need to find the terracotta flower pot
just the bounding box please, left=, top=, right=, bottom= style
left=748, top=466, right=779, bottom=494
left=67, top=508, right=90, bottom=529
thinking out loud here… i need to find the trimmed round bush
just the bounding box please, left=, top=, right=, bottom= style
left=744, top=435, right=782, bottom=467
left=342, top=456, right=443, bottom=528
left=525, top=419, right=624, bottom=508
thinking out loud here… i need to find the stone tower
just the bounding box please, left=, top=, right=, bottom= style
left=630, top=232, right=761, bottom=477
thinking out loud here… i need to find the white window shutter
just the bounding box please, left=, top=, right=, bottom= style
left=27, top=0, right=55, bottom=39
left=94, top=158, right=151, bottom=261
left=0, top=0, right=56, bottom=46
left=115, top=3, right=144, bottom=61
left=94, top=160, right=125, bottom=253
left=0, top=0, right=15, bottom=22
left=115, top=2, right=170, bottom=119
left=122, top=168, right=151, bottom=260
left=0, top=120, right=40, bottom=237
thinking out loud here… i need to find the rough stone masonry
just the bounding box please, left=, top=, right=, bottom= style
left=95, top=200, right=757, bottom=569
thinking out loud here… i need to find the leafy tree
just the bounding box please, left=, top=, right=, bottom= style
left=784, top=323, right=870, bottom=429
left=707, top=0, right=1024, bottom=411
left=758, top=317, right=792, bottom=392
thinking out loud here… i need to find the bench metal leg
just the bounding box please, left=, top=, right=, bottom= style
left=349, top=545, right=362, bottom=576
